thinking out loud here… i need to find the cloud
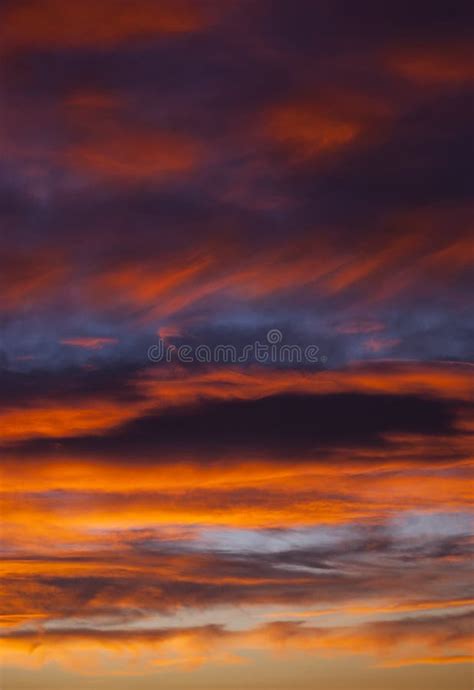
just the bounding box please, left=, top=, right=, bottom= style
left=0, top=0, right=223, bottom=51
left=0, top=0, right=472, bottom=686
left=60, top=337, right=118, bottom=350
left=385, top=40, right=474, bottom=84
left=1, top=611, right=472, bottom=674
left=64, top=124, right=203, bottom=182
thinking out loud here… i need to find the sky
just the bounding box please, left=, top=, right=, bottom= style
left=0, top=1, right=473, bottom=688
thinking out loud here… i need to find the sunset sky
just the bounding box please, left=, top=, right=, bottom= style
left=0, top=1, right=473, bottom=689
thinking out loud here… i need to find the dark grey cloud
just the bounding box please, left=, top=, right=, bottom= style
left=1, top=386, right=466, bottom=463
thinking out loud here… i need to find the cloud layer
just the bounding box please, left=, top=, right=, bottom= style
left=0, top=1, right=472, bottom=688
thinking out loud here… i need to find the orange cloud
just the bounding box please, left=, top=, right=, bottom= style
left=0, top=398, right=144, bottom=441
left=1, top=612, right=472, bottom=674
left=387, top=41, right=474, bottom=83
left=1, top=0, right=220, bottom=51
left=1, top=458, right=471, bottom=536
left=0, top=249, right=66, bottom=313
left=0, top=201, right=470, bottom=320
left=75, top=207, right=472, bottom=318
left=266, top=104, right=359, bottom=155
left=263, top=88, right=392, bottom=159
left=60, top=337, right=118, bottom=350
left=364, top=337, right=401, bottom=353
left=0, top=360, right=471, bottom=661
left=0, top=360, right=471, bottom=445
left=65, top=126, right=202, bottom=182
